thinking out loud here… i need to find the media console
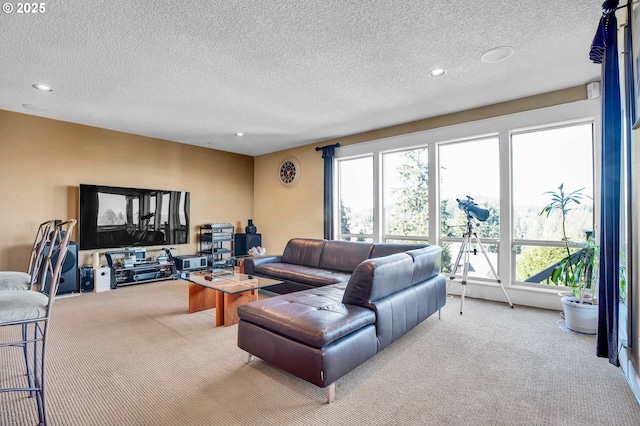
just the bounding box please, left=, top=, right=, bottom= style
left=104, top=248, right=176, bottom=287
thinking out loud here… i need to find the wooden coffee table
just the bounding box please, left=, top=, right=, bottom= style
left=176, top=269, right=282, bottom=326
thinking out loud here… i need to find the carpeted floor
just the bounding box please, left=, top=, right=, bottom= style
left=1, top=280, right=639, bottom=426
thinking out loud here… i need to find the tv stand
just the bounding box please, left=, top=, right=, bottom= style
left=104, top=248, right=176, bottom=287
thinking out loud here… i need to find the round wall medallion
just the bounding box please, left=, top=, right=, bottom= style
left=278, top=156, right=300, bottom=188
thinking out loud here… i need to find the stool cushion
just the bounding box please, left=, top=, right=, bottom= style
left=0, top=290, right=49, bottom=323
left=0, top=271, right=31, bottom=291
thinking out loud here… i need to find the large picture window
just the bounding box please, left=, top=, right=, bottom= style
left=440, top=137, right=500, bottom=278
left=383, top=148, right=429, bottom=242
left=338, top=156, right=374, bottom=241
left=512, top=123, right=594, bottom=285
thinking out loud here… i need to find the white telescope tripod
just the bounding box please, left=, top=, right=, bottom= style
left=449, top=214, right=514, bottom=315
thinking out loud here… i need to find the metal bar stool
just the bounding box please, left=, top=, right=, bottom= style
left=0, top=220, right=55, bottom=291
left=0, top=219, right=76, bottom=426
left=0, top=220, right=55, bottom=400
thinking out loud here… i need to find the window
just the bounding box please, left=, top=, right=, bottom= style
left=440, top=137, right=500, bottom=278
left=383, top=148, right=429, bottom=242
left=335, top=99, right=599, bottom=300
left=512, top=123, right=594, bottom=285
left=338, top=156, right=374, bottom=241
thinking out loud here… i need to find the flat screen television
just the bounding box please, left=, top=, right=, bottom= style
left=79, top=184, right=190, bottom=250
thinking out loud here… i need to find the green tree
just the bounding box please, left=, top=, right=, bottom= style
left=386, top=149, right=429, bottom=236
left=440, top=199, right=453, bottom=273
left=540, top=183, right=587, bottom=260
left=385, top=149, right=452, bottom=271
left=516, top=246, right=570, bottom=283
left=340, top=202, right=352, bottom=241
left=539, top=184, right=589, bottom=287
left=476, top=204, right=499, bottom=242
left=447, top=199, right=499, bottom=255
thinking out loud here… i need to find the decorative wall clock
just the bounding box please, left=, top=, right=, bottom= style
left=279, top=156, right=300, bottom=188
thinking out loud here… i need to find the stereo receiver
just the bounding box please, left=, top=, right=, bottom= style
left=175, top=255, right=208, bottom=271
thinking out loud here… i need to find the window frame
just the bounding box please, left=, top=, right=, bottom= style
left=509, top=121, right=597, bottom=287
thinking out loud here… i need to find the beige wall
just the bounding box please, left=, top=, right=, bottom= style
left=253, top=146, right=325, bottom=254
left=254, top=85, right=587, bottom=254
left=0, top=109, right=254, bottom=270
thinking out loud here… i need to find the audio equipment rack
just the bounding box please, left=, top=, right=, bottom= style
left=199, top=224, right=234, bottom=267
left=105, top=248, right=176, bottom=287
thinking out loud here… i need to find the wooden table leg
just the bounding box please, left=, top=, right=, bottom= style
left=188, top=283, right=216, bottom=313
left=189, top=284, right=260, bottom=327
left=222, top=289, right=259, bottom=326
left=215, top=290, right=224, bottom=326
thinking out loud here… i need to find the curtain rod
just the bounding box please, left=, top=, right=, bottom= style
left=315, top=143, right=340, bottom=151
left=606, top=3, right=628, bottom=13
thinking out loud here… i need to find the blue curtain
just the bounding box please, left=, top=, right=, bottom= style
left=590, top=0, right=621, bottom=366
left=316, top=143, right=340, bottom=240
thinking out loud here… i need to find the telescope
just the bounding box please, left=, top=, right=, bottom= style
left=451, top=195, right=513, bottom=314
left=456, top=196, right=490, bottom=222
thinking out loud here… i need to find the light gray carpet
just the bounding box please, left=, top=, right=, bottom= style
left=1, top=280, right=639, bottom=426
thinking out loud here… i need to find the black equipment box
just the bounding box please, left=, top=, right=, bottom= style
left=175, top=255, right=208, bottom=271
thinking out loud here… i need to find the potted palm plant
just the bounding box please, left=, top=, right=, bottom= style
left=540, top=184, right=598, bottom=334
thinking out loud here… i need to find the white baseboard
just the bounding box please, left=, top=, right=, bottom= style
left=620, top=346, right=640, bottom=405
left=446, top=280, right=563, bottom=310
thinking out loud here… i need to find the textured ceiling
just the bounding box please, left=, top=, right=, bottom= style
left=0, top=1, right=603, bottom=156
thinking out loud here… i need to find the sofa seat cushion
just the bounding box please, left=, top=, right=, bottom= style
left=253, top=263, right=351, bottom=287
left=237, top=284, right=375, bottom=348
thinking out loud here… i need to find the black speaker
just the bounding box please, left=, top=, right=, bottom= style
left=44, top=242, right=80, bottom=295
left=234, top=233, right=262, bottom=256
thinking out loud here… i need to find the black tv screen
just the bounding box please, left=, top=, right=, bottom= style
left=79, top=184, right=190, bottom=250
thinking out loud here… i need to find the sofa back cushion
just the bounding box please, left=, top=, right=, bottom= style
left=281, top=238, right=326, bottom=267
left=318, top=240, right=374, bottom=273
left=370, top=243, right=428, bottom=259
left=406, top=246, right=442, bottom=285
left=342, top=253, right=413, bottom=307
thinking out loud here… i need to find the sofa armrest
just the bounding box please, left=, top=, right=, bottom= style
left=243, top=255, right=282, bottom=275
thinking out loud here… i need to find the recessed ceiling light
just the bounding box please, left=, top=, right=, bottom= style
left=32, top=83, right=53, bottom=92
left=481, top=46, right=514, bottom=63
left=235, top=132, right=244, bottom=137
left=428, top=68, right=447, bottom=78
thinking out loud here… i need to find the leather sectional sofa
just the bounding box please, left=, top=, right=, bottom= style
left=242, top=237, right=429, bottom=294
left=237, top=239, right=446, bottom=403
